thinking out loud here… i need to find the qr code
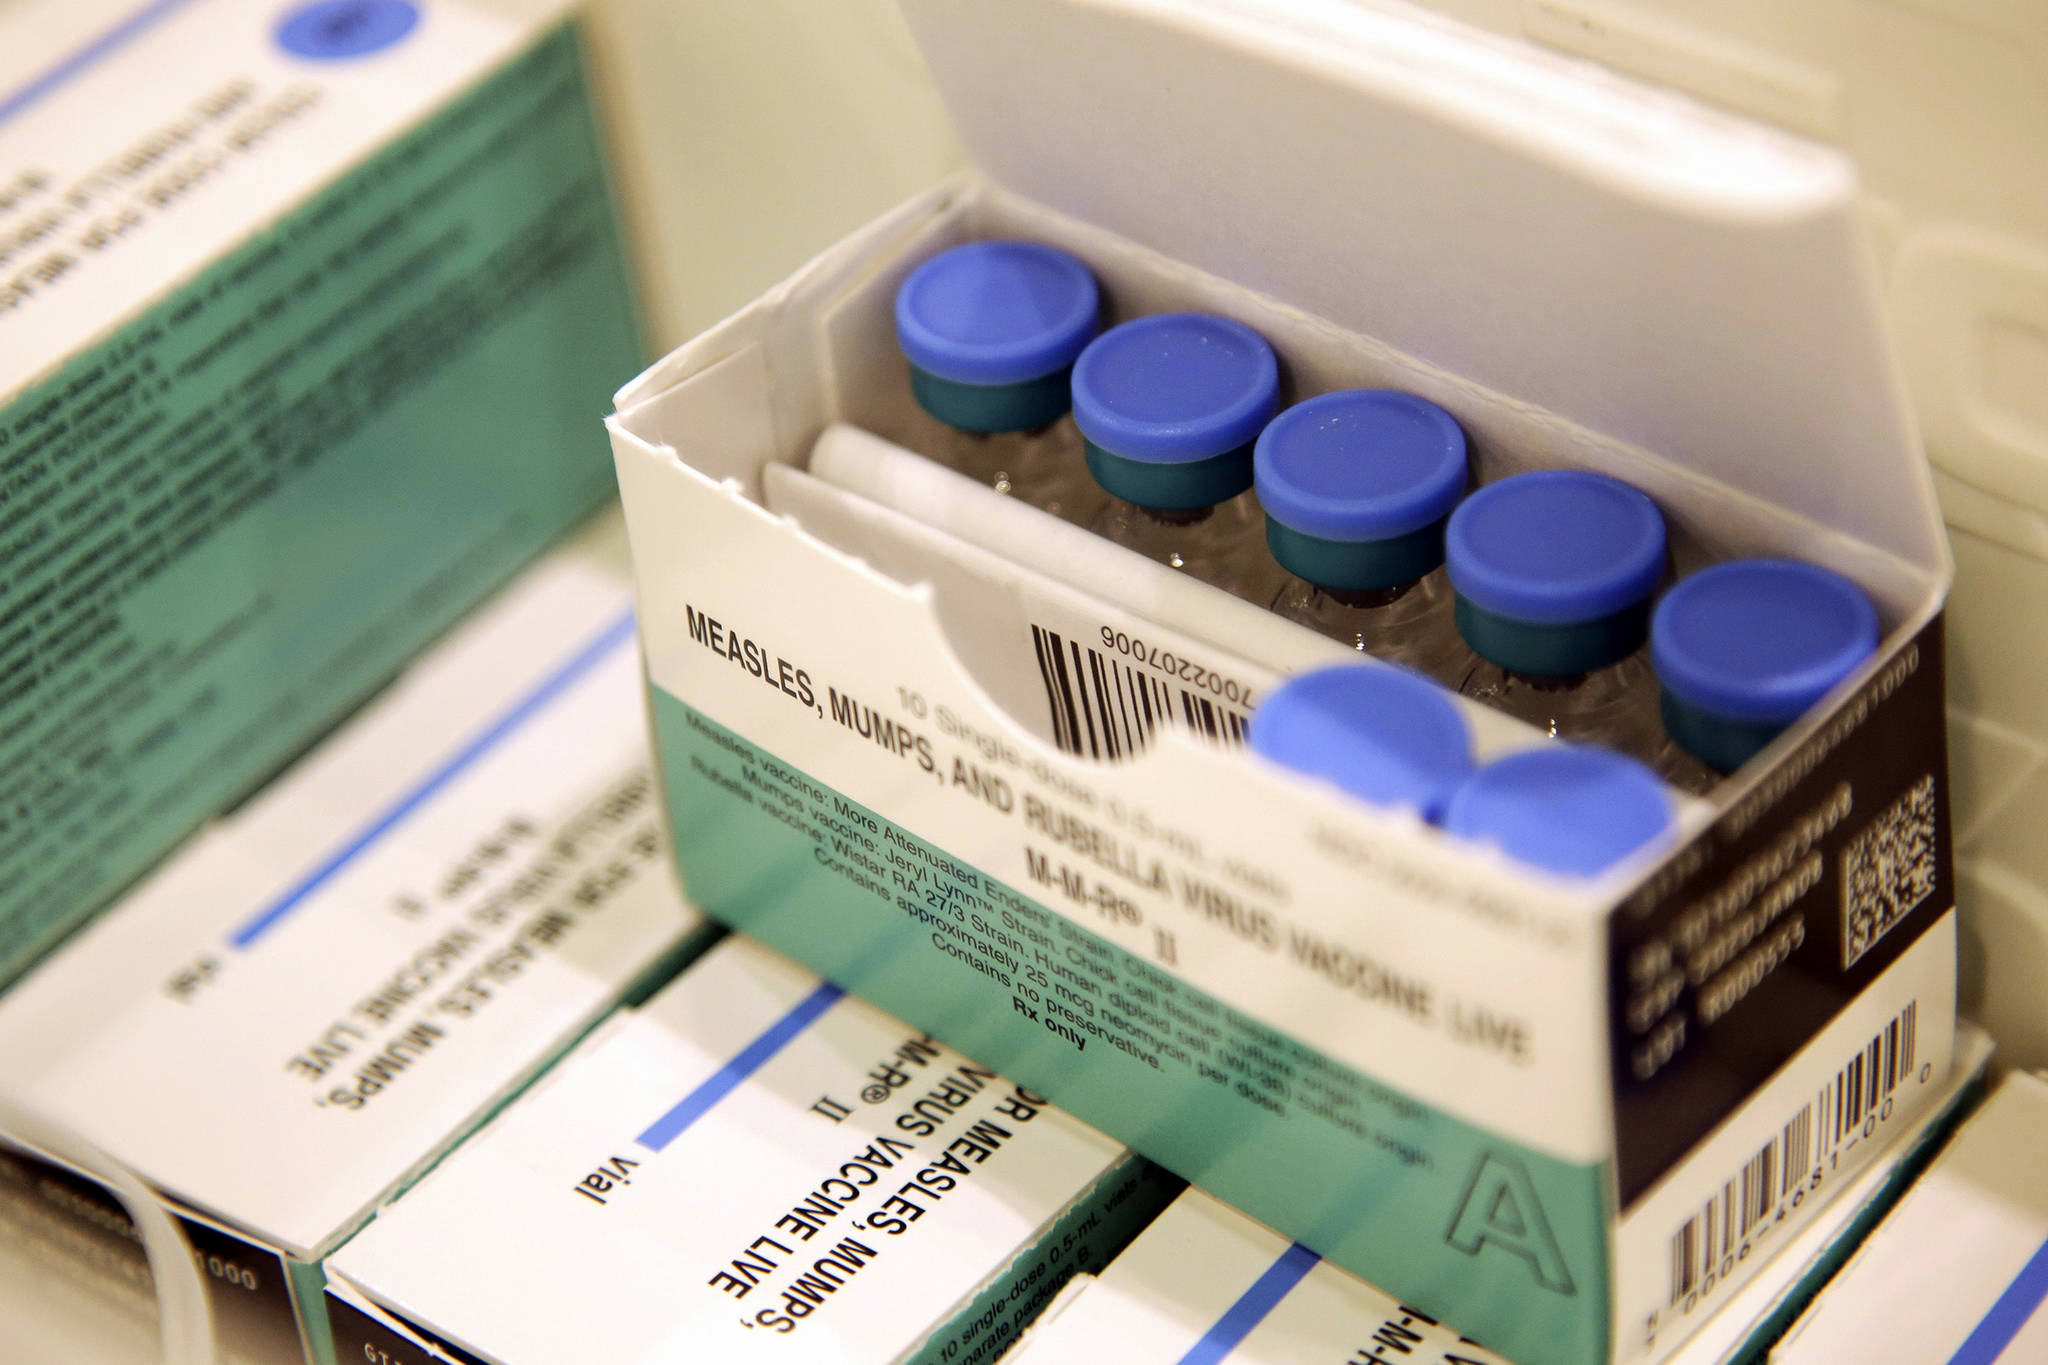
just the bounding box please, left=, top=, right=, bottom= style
left=1840, top=774, right=1938, bottom=968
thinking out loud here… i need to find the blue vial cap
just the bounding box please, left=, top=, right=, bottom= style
left=1443, top=746, right=1674, bottom=878
left=1074, top=313, right=1279, bottom=509
left=1655, top=558, right=1878, bottom=727
left=1257, top=391, right=1468, bottom=539
left=895, top=241, right=1100, bottom=387
left=1073, top=313, right=1280, bottom=464
left=1446, top=471, right=1666, bottom=625
left=1249, top=664, right=1475, bottom=820
left=1256, top=391, right=1467, bottom=590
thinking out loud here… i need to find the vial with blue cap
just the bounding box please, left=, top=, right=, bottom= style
left=1248, top=663, right=1476, bottom=822
left=1255, top=390, right=1469, bottom=681
left=1444, top=469, right=1680, bottom=772
left=1074, top=312, right=1285, bottom=601
left=1442, top=745, right=1675, bottom=878
left=1652, top=558, right=1879, bottom=782
left=894, top=240, right=1102, bottom=522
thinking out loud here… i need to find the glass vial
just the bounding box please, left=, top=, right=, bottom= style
left=1072, top=312, right=1284, bottom=604
left=893, top=240, right=1102, bottom=524
left=1651, top=558, right=1880, bottom=788
left=1443, top=469, right=1683, bottom=776
left=1254, top=389, right=1469, bottom=683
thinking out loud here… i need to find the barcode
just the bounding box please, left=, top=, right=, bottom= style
left=1841, top=774, right=1938, bottom=968
left=1030, top=625, right=1249, bottom=759
left=1667, top=1001, right=1918, bottom=1311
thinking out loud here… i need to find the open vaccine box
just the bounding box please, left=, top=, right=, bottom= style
left=0, top=513, right=710, bottom=1364
left=605, top=2, right=1959, bottom=1362
left=0, top=0, right=640, bottom=986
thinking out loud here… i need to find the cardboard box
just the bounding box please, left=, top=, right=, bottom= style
left=323, top=933, right=1181, bottom=1365
left=998, top=1025, right=1992, bottom=1365
left=0, top=512, right=710, bottom=1364
left=1772, top=1066, right=2048, bottom=1363
left=605, top=3, right=1958, bottom=1361
left=0, top=0, right=641, bottom=983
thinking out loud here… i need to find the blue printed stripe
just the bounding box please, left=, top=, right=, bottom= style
left=1949, top=1233, right=2048, bottom=1365
left=0, top=0, right=206, bottom=130
left=227, top=607, right=638, bottom=949
left=1178, top=1242, right=1322, bottom=1365
left=636, top=982, right=847, bottom=1152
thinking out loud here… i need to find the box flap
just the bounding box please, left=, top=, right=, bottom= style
left=900, top=0, right=1943, bottom=571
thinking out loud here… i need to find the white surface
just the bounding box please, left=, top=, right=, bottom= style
left=579, top=0, right=963, bottom=351
left=0, top=512, right=701, bottom=1260
left=0, top=1231, right=161, bottom=1365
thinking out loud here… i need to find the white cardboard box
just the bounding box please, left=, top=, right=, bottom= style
left=0, top=0, right=641, bottom=984
left=605, top=3, right=1958, bottom=1362
left=1772, top=1066, right=2048, bottom=1363
left=0, top=511, right=710, bottom=1364
left=324, top=933, right=1179, bottom=1365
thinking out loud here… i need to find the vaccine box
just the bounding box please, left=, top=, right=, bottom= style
left=605, top=2, right=1958, bottom=1362
left=999, top=1024, right=1991, bottom=1365
left=321, top=932, right=1180, bottom=1365
left=0, top=0, right=641, bottom=985
left=1771, top=1067, right=2048, bottom=1364
left=1002, top=1188, right=1515, bottom=1365
left=0, top=512, right=710, bottom=1364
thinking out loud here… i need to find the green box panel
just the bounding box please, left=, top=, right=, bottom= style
left=0, top=24, right=640, bottom=981
left=656, top=692, right=1613, bottom=1365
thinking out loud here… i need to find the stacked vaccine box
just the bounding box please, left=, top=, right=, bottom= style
left=605, top=3, right=1961, bottom=1362
left=1773, top=1067, right=2048, bottom=1363
left=0, top=0, right=640, bottom=986
left=0, top=513, right=712, bottom=1365
left=320, top=933, right=1180, bottom=1365
left=1001, top=1025, right=1992, bottom=1365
